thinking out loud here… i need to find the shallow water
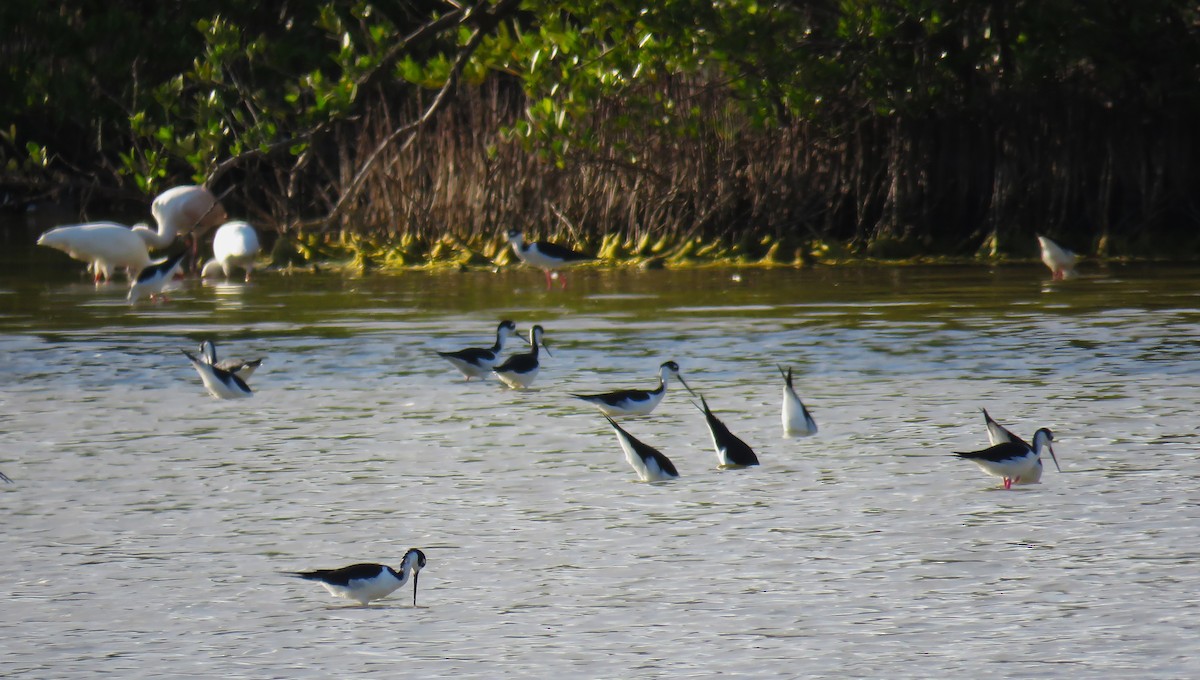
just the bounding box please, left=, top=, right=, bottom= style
left=2, top=261, right=1200, bottom=678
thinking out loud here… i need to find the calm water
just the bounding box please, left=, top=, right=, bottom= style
left=2, top=259, right=1200, bottom=678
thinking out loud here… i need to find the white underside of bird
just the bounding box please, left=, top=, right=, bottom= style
left=779, top=366, right=817, bottom=437
left=1037, top=235, right=1078, bottom=280
left=134, top=185, right=228, bottom=250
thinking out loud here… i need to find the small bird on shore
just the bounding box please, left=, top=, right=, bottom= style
left=128, top=250, right=188, bottom=302
left=506, top=229, right=594, bottom=288
left=286, top=548, right=427, bottom=606
left=438, top=320, right=522, bottom=381
left=693, top=395, right=759, bottom=468
left=573, top=361, right=696, bottom=416
left=955, top=427, right=1060, bottom=489
left=1037, top=235, right=1078, bottom=280
left=182, top=349, right=253, bottom=399
left=493, top=324, right=549, bottom=389
left=199, top=340, right=264, bottom=379
left=779, top=365, right=817, bottom=437
left=603, top=415, right=680, bottom=482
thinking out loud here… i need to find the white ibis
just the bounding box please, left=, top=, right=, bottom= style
left=200, top=220, right=260, bottom=281
left=1037, top=235, right=1078, bottom=280
left=36, top=222, right=152, bottom=283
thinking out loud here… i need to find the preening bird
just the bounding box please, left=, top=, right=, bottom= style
left=573, top=360, right=696, bottom=416
left=286, top=548, right=427, bottom=606
left=201, top=220, right=260, bottom=281
left=506, top=229, right=594, bottom=288
left=133, top=185, right=228, bottom=250
left=437, top=320, right=522, bottom=381
left=181, top=348, right=253, bottom=399
left=36, top=223, right=153, bottom=283
left=199, top=340, right=263, bottom=379
left=128, top=250, right=188, bottom=303
left=779, top=365, right=817, bottom=437
left=1037, top=235, right=1078, bottom=281
left=955, top=427, right=1060, bottom=489
left=602, top=415, right=680, bottom=482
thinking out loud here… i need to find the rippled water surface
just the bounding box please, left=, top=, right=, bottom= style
left=2, top=261, right=1200, bottom=678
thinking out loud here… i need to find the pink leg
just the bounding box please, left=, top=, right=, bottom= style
left=1003, top=478, right=1012, bottom=490
left=543, top=270, right=554, bottom=288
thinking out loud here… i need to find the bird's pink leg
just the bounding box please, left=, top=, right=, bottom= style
left=543, top=270, right=554, bottom=288
left=1003, top=478, right=1013, bottom=490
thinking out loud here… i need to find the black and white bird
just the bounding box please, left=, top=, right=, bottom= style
left=603, top=415, right=679, bottom=482
left=199, top=339, right=263, bottom=379
left=286, top=548, right=427, bottom=606
left=493, top=324, right=549, bottom=389
left=506, top=229, right=594, bottom=288
left=128, top=249, right=188, bottom=302
left=573, top=361, right=696, bottom=416
left=437, top=320, right=522, bottom=381
left=955, top=426, right=1060, bottom=489
left=779, top=365, right=817, bottom=437
left=181, top=349, right=253, bottom=399
left=693, top=395, right=759, bottom=468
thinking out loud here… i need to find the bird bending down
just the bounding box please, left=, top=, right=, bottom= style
left=573, top=360, right=696, bottom=416
left=1037, top=235, right=1078, bottom=280
left=693, top=395, right=760, bottom=468
left=493, top=324, right=549, bottom=389
left=437, top=320, right=521, bottom=381
left=182, top=349, right=253, bottom=399
left=603, top=415, right=679, bottom=482
left=36, top=223, right=153, bottom=283
left=955, top=427, right=1060, bottom=489
left=199, top=340, right=263, bottom=379
left=779, top=365, right=818, bottom=437
left=201, top=220, right=260, bottom=281
left=133, top=185, right=228, bottom=251
left=506, top=229, right=594, bottom=288
left=128, top=250, right=189, bottom=303
left=286, top=548, right=427, bottom=606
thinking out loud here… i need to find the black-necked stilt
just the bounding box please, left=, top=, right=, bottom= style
left=182, top=349, right=253, bottom=399
left=955, top=427, right=1060, bottom=489
left=779, top=365, right=818, bottom=437
left=603, top=415, right=680, bottom=482
left=36, top=223, right=153, bottom=283
left=437, top=320, right=522, bottom=381
left=693, top=395, right=760, bottom=468
left=493, top=324, right=549, bottom=389
left=199, top=339, right=264, bottom=379
left=506, top=229, right=594, bottom=288
left=981, top=407, right=1025, bottom=447
left=1037, top=235, right=1078, bottom=280
left=573, top=360, right=696, bottom=416
left=200, top=220, right=260, bottom=281
left=128, top=249, right=188, bottom=302
left=286, top=548, right=426, bottom=606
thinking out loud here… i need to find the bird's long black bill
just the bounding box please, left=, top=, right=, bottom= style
left=1047, top=444, right=1062, bottom=472
left=412, top=572, right=420, bottom=606
left=677, top=375, right=698, bottom=398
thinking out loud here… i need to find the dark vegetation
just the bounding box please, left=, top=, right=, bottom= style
left=3, top=1, right=1199, bottom=266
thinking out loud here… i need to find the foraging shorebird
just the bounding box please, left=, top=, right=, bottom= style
left=36, top=222, right=153, bottom=283
left=493, top=324, right=549, bottom=389
left=201, top=220, right=260, bottom=281
left=779, top=365, right=817, bottom=437
left=573, top=361, right=696, bottom=416
left=1037, top=235, right=1078, bottom=280
left=437, top=320, right=522, bottom=381
left=955, top=427, right=1060, bottom=489
left=603, top=415, right=680, bottom=482
left=506, top=229, right=594, bottom=288
left=181, top=349, right=253, bottom=399
left=199, top=340, right=263, bottom=379
left=693, top=395, right=760, bottom=468
left=286, top=548, right=427, bottom=606
left=128, top=250, right=188, bottom=302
